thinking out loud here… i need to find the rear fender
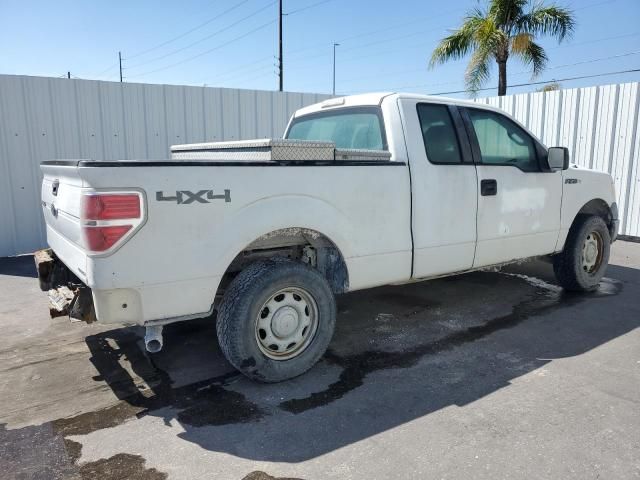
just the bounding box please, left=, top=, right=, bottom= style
left=212, top=194, right=353, bottom=280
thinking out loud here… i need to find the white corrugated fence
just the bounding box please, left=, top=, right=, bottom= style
left=0, top=75, right=330, bottom=257
left=0, top=75, right=638, bottom=257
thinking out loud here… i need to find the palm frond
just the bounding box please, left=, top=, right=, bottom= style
left=517, top=5, right=575, bottom=41
left=429, top=9, right=486, bottom=67
left=465, top=46, right=493, bottom=95
left=513, top=38, right=548, bottom=77
left=488, top=0, right=528, bottom=28
left=474, top=16, right=507, bottom=53
left=510, top=32, right=533, bottom=53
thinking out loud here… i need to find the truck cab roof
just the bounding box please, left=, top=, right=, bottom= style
left=292, top=92, right=505, bottom=118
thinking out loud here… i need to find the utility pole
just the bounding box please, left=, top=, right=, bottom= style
left=118, top=51, right=123, bottom=82
left=278, top=0, right=283, bottom=91
left=332, top=43, right=340, bottom=96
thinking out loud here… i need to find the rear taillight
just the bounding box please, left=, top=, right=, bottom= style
left=82, top=194, right=141, bottom=220
left=81, top=192, right=144, bottom=254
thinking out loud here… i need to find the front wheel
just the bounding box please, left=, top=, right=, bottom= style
left=216, top=259, right=336, bottom=382
left=553, top=215, right=611, bottom=291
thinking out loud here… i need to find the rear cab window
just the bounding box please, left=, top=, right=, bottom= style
left=416, top=103, right=463, bottom=164
left=286, top=107, right=387, bottom=150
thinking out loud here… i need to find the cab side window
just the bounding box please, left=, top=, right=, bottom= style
left=417, top=103, right=463, bottom=164
left=466, top=108, right=539, bottom=172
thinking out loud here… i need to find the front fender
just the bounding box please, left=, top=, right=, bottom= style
left=557, top=167, right=617, bottom=250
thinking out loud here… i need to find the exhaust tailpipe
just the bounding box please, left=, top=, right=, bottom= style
left=144, top=325, right=163, bottom=353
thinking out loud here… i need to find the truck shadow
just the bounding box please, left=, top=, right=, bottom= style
left=0, top=256, right=38, bottom=278
left=78, top=261, right=639, bottom=463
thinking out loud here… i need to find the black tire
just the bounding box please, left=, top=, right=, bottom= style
left=553, top=215, right=611, bottom=292
left=216, top=258, right=336, bottom=382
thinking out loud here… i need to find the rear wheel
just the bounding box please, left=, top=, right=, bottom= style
left=216, top=259, right=336, bottom=382
left=553, top=215, right=610, bottom=291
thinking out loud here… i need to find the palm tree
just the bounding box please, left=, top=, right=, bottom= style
left=430, top=0, right=575, bottom=96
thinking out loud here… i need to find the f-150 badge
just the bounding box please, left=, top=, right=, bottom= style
left=156, top=189, right=231, bottom=204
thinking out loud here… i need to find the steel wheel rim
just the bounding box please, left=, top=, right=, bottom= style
left=581, top=230, right=604, bottom=274
left=255, top=286, right=318, bottom=360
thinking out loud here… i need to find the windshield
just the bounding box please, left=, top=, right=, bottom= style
left=286, top=107, right=386, bottom=150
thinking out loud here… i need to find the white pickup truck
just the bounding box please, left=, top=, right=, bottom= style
left=38, top=92, right=618, bottom=382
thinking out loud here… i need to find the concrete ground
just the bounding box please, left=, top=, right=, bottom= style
left=1, top=243, right=639, bottom=480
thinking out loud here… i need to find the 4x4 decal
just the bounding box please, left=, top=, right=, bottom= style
left=156, top=189, right=231, bottom=204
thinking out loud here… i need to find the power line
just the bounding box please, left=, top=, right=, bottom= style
left=128, top=19, right=276, bottom=78
left=91, top=63, right=119, bottom=77
left=381, top=49, right=640, bottom=91
left=333, top=29, right=640, bottom=92
left=283, top=0, right=611, bottom=62
left=126, top=0, right=250, bottom=60
left=213, top=63, right=276, bottom=83
left=284, top=24, right=450, bottom=70
left=328, top=31, right=640, bottom=86
left=203, top=57, right=275, bottom=83
left=126, top=0, right=277, bottom=70
left=200, top=7, right=464, bottom=85
left=212, top=0, right=339, bottom=89
left=505, top=50, right=640, bottom=79
left=180, top=1, right=344, bottom=87
left=231, top=69, right=278, bottom=86
left=282, top=5, right=466, bottom=62
left=573, top=0, right=619, bottom=11
left=545, top=50, right=640, bottom=69
left=328, top=0, right=624, bottom=80
left=427, top=68, right=640, bottom=96
left=285, top=0, right=335, bottom=16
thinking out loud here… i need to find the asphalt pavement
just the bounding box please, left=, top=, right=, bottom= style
left=1, top=242, right=639, bottom=479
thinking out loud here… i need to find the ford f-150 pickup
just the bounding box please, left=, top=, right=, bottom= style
left=37, top=92, right=619, bottom=382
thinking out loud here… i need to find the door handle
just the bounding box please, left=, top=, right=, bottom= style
left=481, top=179, right=497, bottom=196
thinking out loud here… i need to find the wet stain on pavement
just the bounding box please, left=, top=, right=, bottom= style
left=280, top=279, right=622, bottom=414
left=77, top=453, right=168, bottom=480
left=63, top=438, right=83, bottom=464
left=242, top=472, right=305, bottom=480
left=174, top=382, right=263, bottom=427
left=57, top=326, right=260, bottom=432
left=54, top=401, right=146, bottom=437
left=53, top=364, right=257, bottom=437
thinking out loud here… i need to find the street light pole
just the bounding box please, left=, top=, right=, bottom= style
left=332, top=43, right=340, bottom=95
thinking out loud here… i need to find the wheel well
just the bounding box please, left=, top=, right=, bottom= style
left=217, top=228, right=349, bottom=299
left=575, top=199, right=613, bottom=229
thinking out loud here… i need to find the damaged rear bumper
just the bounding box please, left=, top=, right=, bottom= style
left=34, top=248, right=96, bottom=323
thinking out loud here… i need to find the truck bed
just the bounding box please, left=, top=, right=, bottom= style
left=40, top=158, right=413, bottom=326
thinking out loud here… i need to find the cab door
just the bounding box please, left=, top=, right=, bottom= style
left=460, top=107, right=562, bottom=267
left=399, top=98, right=478, bottom=278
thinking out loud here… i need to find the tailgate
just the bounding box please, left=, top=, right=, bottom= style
left=40, top=162, right=87, bottom=281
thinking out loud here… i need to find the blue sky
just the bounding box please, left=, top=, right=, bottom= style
left=1, top=0, right=639, bottom=97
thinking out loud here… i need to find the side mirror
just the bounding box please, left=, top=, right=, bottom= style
left=547, top=146, right=570, bottom=171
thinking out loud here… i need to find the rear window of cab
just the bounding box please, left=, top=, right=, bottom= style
left=286, top=107, right=387, bottom=150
